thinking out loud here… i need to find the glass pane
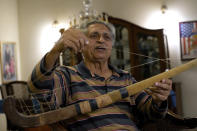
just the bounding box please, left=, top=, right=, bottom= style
left=110, top=25, right=131, bottom=72
left=137, top=33, right=160, bottom=79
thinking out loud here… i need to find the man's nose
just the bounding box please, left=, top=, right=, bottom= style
left=97, top=35, right=105, bottom=44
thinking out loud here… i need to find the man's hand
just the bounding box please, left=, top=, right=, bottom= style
left=53, top=28, right=89, bottom=54
left=146, top=79, right=172, bottom=107
left=45, top=28, right=89, bottom=70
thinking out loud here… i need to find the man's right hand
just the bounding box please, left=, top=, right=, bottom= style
left=45, top=28, right=89, bottom=70
left=52, top=28, right=89, bottom=54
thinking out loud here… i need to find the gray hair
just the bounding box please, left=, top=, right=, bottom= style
left=80, top=20, right=116, bottom=45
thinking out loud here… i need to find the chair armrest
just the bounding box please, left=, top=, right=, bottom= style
left=166, top=110, right=197, bottom=129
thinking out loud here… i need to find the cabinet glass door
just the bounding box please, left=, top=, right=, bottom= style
left=110, top=25, right=131, bottom=72
left=137, top=33, right=161, bottom=79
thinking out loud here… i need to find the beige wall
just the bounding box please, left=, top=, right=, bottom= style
left=0, top=0, right=20, bottom=83
left=0, top=0, right=193, bottom=119
left=0, top=0, right=19, bottom=130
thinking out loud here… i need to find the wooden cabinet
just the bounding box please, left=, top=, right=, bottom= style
left=108, top=16, right=170, bottom=81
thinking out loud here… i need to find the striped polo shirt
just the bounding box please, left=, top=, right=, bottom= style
left=28, top=56, right=167, bottom=131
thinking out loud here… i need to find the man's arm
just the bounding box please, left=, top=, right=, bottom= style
left=28, top=28, right=89, bottom=91
left=45, top=27, right=89, bottom=71
left=133, top=78, right=172, bottom=123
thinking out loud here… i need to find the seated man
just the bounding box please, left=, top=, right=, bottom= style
left=28, top=20, right=172, bottom=131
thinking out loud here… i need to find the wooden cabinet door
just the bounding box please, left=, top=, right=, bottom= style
left=109, top=16, right=170, bottom=81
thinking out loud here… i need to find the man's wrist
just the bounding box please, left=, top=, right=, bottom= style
left=45, top=50, right=60, bottom=70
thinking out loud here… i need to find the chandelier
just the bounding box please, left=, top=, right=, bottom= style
left=69, top=0, right=109, bottom=29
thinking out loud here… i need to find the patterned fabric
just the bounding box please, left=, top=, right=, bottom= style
left=28, top=55, right=167, bottom=131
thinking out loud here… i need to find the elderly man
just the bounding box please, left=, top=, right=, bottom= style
left=28, top=21, right=172, bottom=131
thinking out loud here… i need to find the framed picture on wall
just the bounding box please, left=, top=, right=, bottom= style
left=179, top=21, right=197, bottom=60
left=0, top=42, right=17, bottom=83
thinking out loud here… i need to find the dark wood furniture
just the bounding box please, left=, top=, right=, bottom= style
left=0, top=81, right=51, bottom=131
left=108, top=15, right=170, bottom=82
left=142, top=110, right=197, bottom=131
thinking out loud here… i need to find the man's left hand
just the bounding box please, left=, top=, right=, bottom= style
left=146, top=79, right=172, bottom=107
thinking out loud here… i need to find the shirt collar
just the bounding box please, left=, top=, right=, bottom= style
left=75, top=61, right=124, bottom=78
left=75, top=61, right=92, bottom=78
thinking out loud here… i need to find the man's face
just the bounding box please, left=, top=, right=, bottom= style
left=83, top=23, right=113, bottom=62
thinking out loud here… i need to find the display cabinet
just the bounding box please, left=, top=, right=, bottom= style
left=108, top=15, right=170, bottom=81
